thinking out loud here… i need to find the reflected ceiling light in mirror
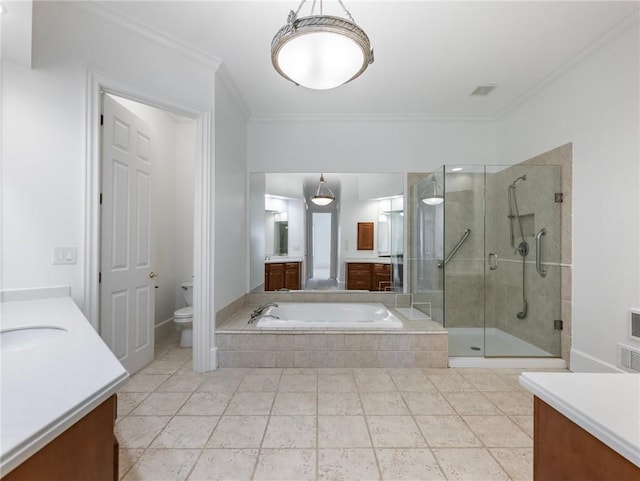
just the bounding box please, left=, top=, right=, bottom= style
left=422, top=178, right=444, bottom=205
left=451, top=167, right=463, bottom=172
left=310, top=173, right=335, bottom=205
left=271, top=0, right=374, bottom=90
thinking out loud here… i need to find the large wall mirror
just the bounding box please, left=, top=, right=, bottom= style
left=250, top=173, right=405, bottom=292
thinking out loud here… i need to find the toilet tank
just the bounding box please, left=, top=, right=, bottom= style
left=181, top=282, right=193, bottom=306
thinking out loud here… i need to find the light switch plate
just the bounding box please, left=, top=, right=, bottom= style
left=52, top=246, right=77, bottom=265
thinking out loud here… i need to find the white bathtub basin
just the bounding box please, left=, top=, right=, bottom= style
left=255, top=302, right=403, bottom=329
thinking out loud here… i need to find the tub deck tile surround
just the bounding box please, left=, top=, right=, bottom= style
left=216, top=301, right=447, bottom=369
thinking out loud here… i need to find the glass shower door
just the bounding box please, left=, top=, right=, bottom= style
left=484, top=164, right=562, bottom=357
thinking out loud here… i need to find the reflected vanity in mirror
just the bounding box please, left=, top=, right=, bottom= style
left=250, top=173, right=405, bottom=292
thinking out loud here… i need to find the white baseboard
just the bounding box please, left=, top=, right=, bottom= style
left=570, top=348, right=625, bottom=373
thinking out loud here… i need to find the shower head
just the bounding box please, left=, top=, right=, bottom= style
left=510, top=175, right=527, bottom=188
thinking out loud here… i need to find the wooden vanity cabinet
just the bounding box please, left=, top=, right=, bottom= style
left=2, top=395, right=118, bottom=481
left=346, top=262, right=392, bottom=291
left=265, top=262, right=300, bottom=291
left=346, top=263, right=371, bottom=290
left=284, top=263, right=301, bottom=290
left=372, top=263, right=392, bottom=291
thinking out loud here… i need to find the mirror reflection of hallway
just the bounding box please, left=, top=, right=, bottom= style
left=311, top=212, right=332, bottom=279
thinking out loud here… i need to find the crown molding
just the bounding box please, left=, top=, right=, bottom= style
left=73, top=2, right=222, bottom=71
left=249, top=113, right=497, bottom=124
left=496, top=7, right=640, bottom=120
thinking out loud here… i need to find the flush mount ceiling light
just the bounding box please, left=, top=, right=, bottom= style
left=422, top=178, right=444, bottom=206
left=271, top=0, right=374, bottom=90
left=310, top=173, right=335, bottom=206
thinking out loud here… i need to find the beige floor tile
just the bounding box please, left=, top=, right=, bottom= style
left=361, top=392, right=409, bottom=415
left=115, top=416, right=171, bottom=448
left=318, top=448, right=380, bottom=481
left=119, top=448, right=144, bottom=480
left=318, top=416, right=371, bottom=448
left=415, top=415, right=482, bottom=448
left=318, top=373, right=357, bottom=392
left=355, top=373, right=397, bottom=392
left=318, top=392, right=363, bottom=415
left=278, top=374, right=317, bottom=392
left=253, top=449, right=316, bottom=481
left=389, top=372, right=436, bottom=392
left=117, top=393, right=150, bottom=417
left=463, top=416, right=532, bottom=447
left=156, top=374, right=205, bottom=392
left=443, top=391, right=502, bottom=415
left=122, top=448, right=199, bottom=481
left=460, top=373, right=514, bottom=391
left=139, top=360, right=186, bottom=375
left=150, top=415, right=218, bottom=448
left=490, top=448, right=533, bottom=481
left=426, top=372, right=477, bottom=392
left=376, top=448, right=446, bottom=481
left=484, top=391, right=533, bottom=415
left=402, top=392, right=456, bottom=415
left=131, top=392, right=191, bottom=416
left=178, top=392, right=232, bottom=416
left=158, top=348, right=193, bottom=362
left=207, top=415, right=268, bottom=448
left=367, top=416, right=427, bottom=448
left=237, top=373, right=281, bottom=392
left=272, top=392, right=317, bottom=415
left=188, top=449, right=259, bottom=481
left=225, top=392, right=275, bottom=415
left=119, top=374, right=171, bottom=393
left=510, top=415, right=534, bottom=438
left=432, top=448, right=509, bottom=481
left=197, top=376, right=242, bottom=393
left=263, top=415, right=316, bottom=448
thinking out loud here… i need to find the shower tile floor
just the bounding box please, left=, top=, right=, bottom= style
left=448, top=328, right=553, bottom=358
left=116, top=334, right=566, bottom=481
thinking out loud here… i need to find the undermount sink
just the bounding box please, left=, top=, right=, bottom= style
left=0, top=326, right=68, bottom=353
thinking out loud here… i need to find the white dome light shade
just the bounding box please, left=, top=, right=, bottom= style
left=310, top=196, right=334, bottom=206
left=422, top=197, right=444, bottom=206
left=272, top=15, right=374, bottom=90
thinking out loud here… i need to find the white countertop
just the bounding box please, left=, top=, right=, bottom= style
left=0, top=287, right=129, bottom=475
left=265, top=256, right=303, bottom=264
left=519, top=372, right=640, bottom=467
left=345, top=258, right=392, bottom=264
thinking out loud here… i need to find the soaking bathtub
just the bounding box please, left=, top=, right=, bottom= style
left=254, top=303, right=403, bottom=329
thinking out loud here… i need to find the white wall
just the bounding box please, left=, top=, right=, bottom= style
left=214, top=76, right=248, bottom=310
left=248, top=120, right=497, bottom=173
left=1, top=2, right=216, bottom=310
left=497, top=16, right=640, bottom=371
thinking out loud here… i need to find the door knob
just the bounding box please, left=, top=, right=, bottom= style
left=149, top=271, right=158, bottom=279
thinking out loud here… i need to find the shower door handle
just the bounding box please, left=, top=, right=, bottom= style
left=488, top=253, right=498, bottom=270
left=536, top=228, right=547, bottom=277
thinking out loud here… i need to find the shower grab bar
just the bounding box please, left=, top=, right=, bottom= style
left=438, top=228, right=471, bottom=268
left=536, top=228, right=547, bottom=277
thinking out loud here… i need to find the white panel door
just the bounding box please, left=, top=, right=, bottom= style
left=100, top=94, right=155, bottom=374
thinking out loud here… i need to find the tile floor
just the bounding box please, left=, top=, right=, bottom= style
left=117, top=335, right=553, bottom=481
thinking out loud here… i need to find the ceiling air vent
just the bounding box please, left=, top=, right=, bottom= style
left=617, top=343, right=640, bottom=373
left=471, top=85, right=497, bottom=96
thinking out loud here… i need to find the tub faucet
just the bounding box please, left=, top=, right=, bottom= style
left=249, top=302, right=278, bottom=321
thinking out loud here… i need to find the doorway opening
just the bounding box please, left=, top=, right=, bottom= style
left=99, top=93, right=195, bottom=374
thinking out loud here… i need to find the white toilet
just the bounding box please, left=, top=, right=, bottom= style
left=173, top=282, right=193, bottom=348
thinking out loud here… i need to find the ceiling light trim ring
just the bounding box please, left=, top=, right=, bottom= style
left=272, top=14, right=374, bottom=87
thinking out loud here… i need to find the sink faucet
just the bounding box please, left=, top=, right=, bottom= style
left=249, top=302, right=279, bottom=322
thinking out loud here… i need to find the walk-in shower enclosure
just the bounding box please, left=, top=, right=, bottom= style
left=409, top=165, right=562, bottom=358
